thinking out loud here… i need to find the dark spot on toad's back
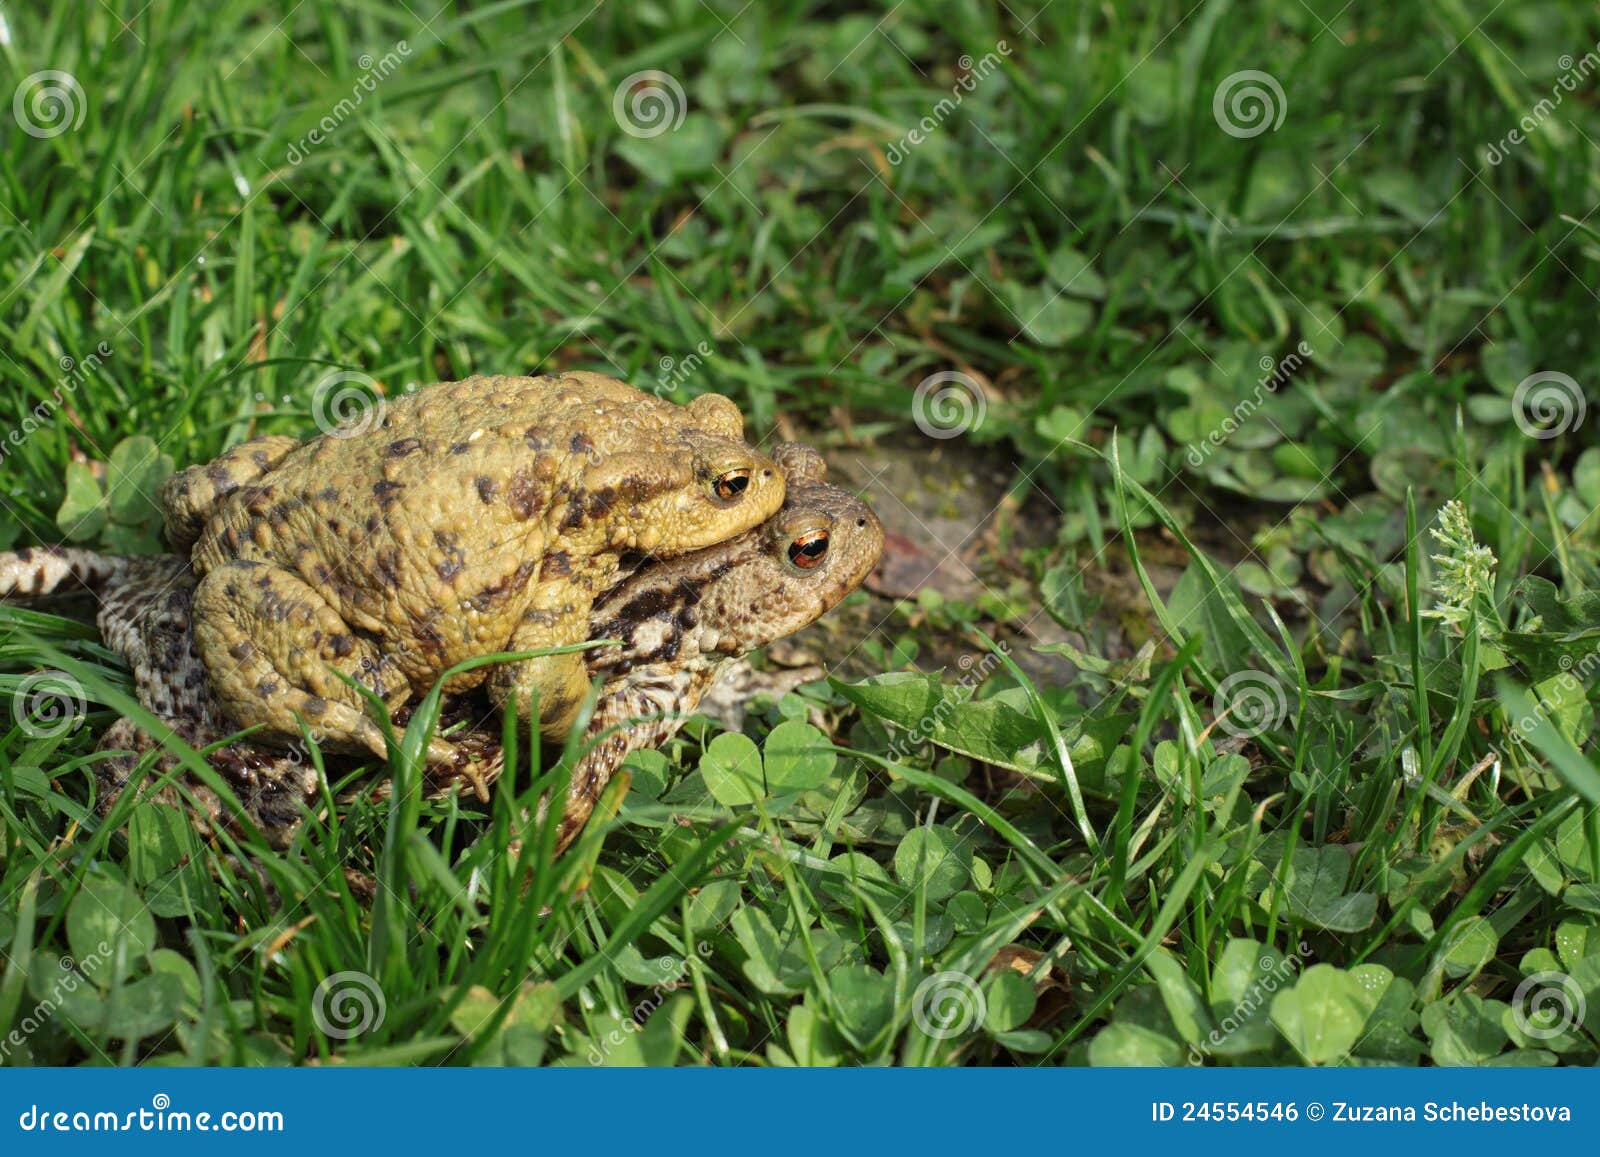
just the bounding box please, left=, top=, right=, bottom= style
left=507, top=470, right=542, bottom=520
left=475, top=476, right=499, bottom=504
left=541, top=550, right=572, bottom=579
left=468, top=559, right=537, bottom=612
left=376, top=549, right=403, bottom=590
left=373, top=480, right=405, bottom=506
left=385, top=437, right=422, bottom=458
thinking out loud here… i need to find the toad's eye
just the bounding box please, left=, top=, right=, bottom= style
left=711, top=468, right=751, bottom=503
left=787, top=529, right=830, bottom=570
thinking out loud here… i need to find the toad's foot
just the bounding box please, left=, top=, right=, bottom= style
left=95, top=716, right=321, bottom=849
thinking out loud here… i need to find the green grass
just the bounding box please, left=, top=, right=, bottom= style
left=3, top=0, right=1600, bottom=1066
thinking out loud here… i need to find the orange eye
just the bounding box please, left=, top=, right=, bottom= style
left=787, top=529, right=829, bottom=569
left=711, top=468, right=751, bottom=502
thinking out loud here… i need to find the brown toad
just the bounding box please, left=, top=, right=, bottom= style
left=0, top=443, right=881, bottom=852
left=551, top=440, right=883, bottom=849
left=173, top=372, right=785, bottom=773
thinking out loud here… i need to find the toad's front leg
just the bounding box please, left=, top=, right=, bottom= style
left=484, top=587, right=595, bottom=742
left=550, top=665, right=712, bottom=853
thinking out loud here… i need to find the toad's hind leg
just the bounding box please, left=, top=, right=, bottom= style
left=163, top=434, right=302, bottom=551
left=93, top=715, right=319, bottom=849
left=191, top=559, right=419, bottom=761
